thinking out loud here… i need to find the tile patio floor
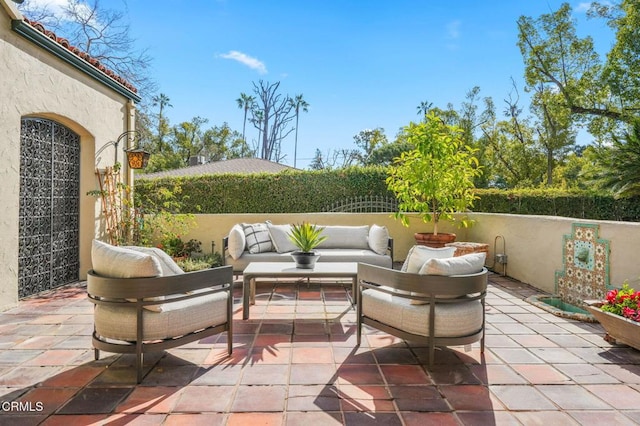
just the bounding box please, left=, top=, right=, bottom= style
left=2, top=273, right=640, bottom=425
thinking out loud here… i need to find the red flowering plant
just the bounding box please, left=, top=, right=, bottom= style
left=601, top=283, right=640, bottom=322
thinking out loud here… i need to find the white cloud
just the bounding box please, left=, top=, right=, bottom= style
left=446, top=20, right=461, bottom=39
left=219, top=50, right=267, bottom=74
left=23, top=0, right=69, bottom=19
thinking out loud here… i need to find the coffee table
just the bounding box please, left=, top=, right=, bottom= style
left=242, top=262, right=358, bottom=320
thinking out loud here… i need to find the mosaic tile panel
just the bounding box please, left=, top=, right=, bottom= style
left=555, top=223, right=610, bottom=307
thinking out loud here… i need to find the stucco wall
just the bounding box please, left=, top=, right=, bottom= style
left=466, top=213, right=640, bottom=293
left=0, top=7, right=133, bottom=310
left=186, top=213, right=639, bottom=295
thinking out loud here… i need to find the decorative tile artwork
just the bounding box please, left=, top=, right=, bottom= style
left=555, top=223, right=610, bottom=307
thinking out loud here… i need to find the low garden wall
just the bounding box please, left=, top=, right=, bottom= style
left=183, top=212, right=640, bottom=295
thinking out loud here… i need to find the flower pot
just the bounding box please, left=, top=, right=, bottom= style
left=291, top=251, right=320, bottom=269
left=585, top=302, right=640, bottom=350
left=414, top=232, right=456, bottom=248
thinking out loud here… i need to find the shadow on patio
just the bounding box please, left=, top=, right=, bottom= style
left=1, top=274, right=640, bottom=425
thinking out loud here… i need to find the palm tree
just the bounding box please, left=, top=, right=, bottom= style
left=152, top=93, right=172, bottom=152
left=596, top=122, right=640, bottom=197
left=236, top=93, right=255, bottom=143
left=417, top=100, right=433, bottom=119
left=288, top=94, right=309, bottom=168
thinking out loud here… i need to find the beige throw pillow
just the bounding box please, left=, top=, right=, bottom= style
left=92, top=240, right=161, bottom=278
left=402, top=245, right=456, bottom=274
left=91, top=240, right=166, bottom=312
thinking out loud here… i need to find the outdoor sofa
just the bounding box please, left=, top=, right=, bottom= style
left=223, top=221, right=393, bottom=273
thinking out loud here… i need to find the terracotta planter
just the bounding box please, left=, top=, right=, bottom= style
left=414, top=232, right=456, bottom=248
left=585, top=302, right=640, bottom=350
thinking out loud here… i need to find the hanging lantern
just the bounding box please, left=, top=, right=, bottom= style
left=124, top=148, right=151, bottom=169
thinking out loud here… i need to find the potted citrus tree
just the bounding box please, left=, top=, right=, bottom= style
left=288, top=222, right=327, bottom=269
left=386, top=112, right=482, bottom=247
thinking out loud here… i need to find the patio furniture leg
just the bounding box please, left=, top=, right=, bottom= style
left=94, top=348, right=99, bottom=360
left=250, top=278, right=256, bottom=305
left=243, top=274, right=251, bottom=320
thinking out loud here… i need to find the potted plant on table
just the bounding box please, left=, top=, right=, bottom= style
left=288, top=222, right=327, bottom=269
left=386, top=112, right=482, bottom=247
left=586, top=283, right=640, bottom=351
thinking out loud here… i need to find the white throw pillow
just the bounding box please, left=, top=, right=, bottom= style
left=410, top=252, right=487, bottom=305
left=402, top=245, right=456, bottom=274
left=242, top=223, right=273, bottom=254
left=420, top=252, right=487, bottom=276
left=317, top=225, right=369, bottom=249
left=367, top=224, right=389, bottom=255
left=92, top=240, right=161, bottom=278
left=227, top=224, right=246, bottom=260
left=266, top=221, right=297, bottom=253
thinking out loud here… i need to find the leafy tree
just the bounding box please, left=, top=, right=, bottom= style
left=288, top=94, right=309, bottom=168
left=309, top=149, right=325, bottom=170
left=517, top=2, right=639, bottom=138
left=171, top=116, right=208, bottom=164
left=530, top=84, right=576, bottom=186
left=353, top=128, right=388, bottom=165
left=479, top=86, right=546, bottom=188
left=203, top=123, right=254, bottom=161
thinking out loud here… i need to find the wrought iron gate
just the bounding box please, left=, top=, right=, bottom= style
left=19, top=118, right=80, bottom=298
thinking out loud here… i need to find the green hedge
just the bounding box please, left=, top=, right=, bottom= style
left=134, top=168, right=640, bottom=221
left=135, top=167, right=393, bottom=214
left=474, top=189, right=640, bottom=221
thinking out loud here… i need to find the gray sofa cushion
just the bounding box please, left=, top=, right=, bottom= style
left=226, top=248, right=392, bottom=271
left=316, top=225, right=369, bottom=249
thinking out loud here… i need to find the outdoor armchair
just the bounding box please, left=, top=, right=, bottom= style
left=87, top=240, right=233, bottom=383
left=357, top=261, right=487, bottom=368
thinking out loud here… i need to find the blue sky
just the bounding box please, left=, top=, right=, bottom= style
left=31, top=1, right=615, bottom=169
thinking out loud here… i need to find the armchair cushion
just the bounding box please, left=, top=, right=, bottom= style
left=362, top=289, right=483, bottom=338
left=94, top=289, right=229, bottom=341
left=402, top=245, right=456, bottom=273
left=92, top=240, right=161, bottom=278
